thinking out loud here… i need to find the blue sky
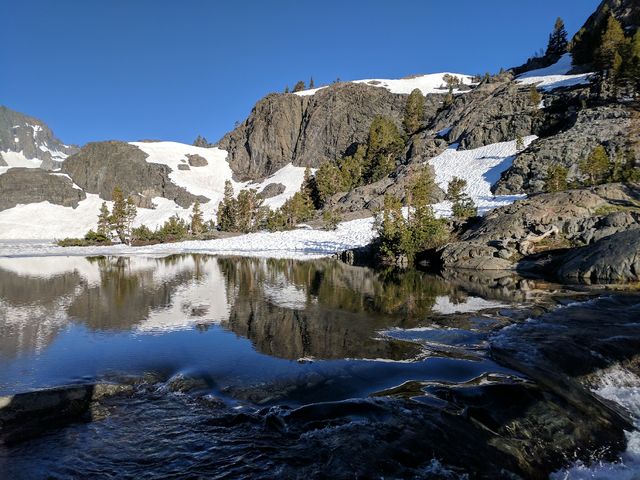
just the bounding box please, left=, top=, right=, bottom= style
left=2, top=0, right=600, bottom=146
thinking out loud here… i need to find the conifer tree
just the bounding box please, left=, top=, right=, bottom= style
left=97, top=201, right=111, bottom=238
left=110, top=186, right=128, bottom=244
left=596, top=15, right=627, bottom=74
left=217, top=180, right=237, bottom=231
left=309, top=77, right=315, bottom=89
left=190, top=200, right=204, bottom=236
left=545, top=164, right=569, bottom=192
left=444, top=86, right=454, bottom=107
left=292, top=80, right=306, bottom=92
left=446, top=177, right=476, bottom=219
left=365, top=116, right=404, bottom=183
left=124, top=197, right=137, bottom=245
left=545, top=17, right=568, bottom=59
left=403, top=88, right=425, bottom=134
left=235, top=189, right=263, bottom=233
left=579, top=145, right=610, bottom=186
left=284, top=86, right=290, bottom=94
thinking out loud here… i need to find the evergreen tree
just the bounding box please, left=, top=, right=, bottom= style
left=443, top=86, right=454, bottom=107
left=596, top=15, right=627, bottom=74
left=292, top=80, right=306, bottom=92
left=97, top=201, right=111, bottom=238
left=446, top=177, right=476, bottom=219
left=190, top=200, right=204, bottom=236
left=579, top=145, right=610, bottom=186
left=110, top=186, right=129, bottom=244
left=545, top=17, right=568, bottom=59
left=124, top=197, right=137, bottom=245
left=193, top=135, right=209, bottom=147
left=309, top=77, right=315, bottom=89
left=314, top=162, right=342, bottom=207
left=235, top=189, right=264, bottom=233
left=217, top=180, right=237, bottom=231
left=376, top=194, right=410, bottom=262
left=284, top=86, right=290, bottom=94
left=403, top=88, right=425, bottom=134
left=545, top=164, right=569, bottom=192
left=159, top=215, right=189, bottom=239
left=629, top=30, right=640, bottom=91
left=365, top=116, right=404, bottom=183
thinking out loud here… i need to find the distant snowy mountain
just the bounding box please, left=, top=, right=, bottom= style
left=0, top=106, right=78, bottom=173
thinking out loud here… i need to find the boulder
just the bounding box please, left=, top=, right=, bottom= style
left=186, top=154, right=208, bottom=167
left=258, top=182, right=286, bottom=199
left=557, top=229, right=640, bottom=282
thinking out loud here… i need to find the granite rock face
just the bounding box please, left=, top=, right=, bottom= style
left=0, top=168, right=86, bottom=211
left=437, top=183, right=640, bottom=276
left=494, top=105, right=632, bottom=194
left=217, top=83, right=443, bottom=180
left=61, top=141, right=207, bottom=208
left=557, top=229, right=640, bottom=282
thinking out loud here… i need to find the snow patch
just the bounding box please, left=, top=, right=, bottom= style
left=0, top=151, right=43, bottom=175
left=295, top=73, right=474, bottom=97
left=517, top=54, right=593, bottom=91
left=432, top=296, right=507, bottom=315
left=428, top=137, right=535, bottom=217
left=248, top=163, right=313, bottom=209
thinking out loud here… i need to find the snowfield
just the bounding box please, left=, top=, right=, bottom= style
left=517, top=53, right=593, bottom=91
left=295, top=73, right=474, bottom=97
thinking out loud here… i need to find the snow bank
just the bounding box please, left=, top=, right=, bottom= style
left=295, top=73, right=474, bottom=97
left=517, top=54, right=593, bottom=91
left=248, top=163, right=312, bottom=209
left=428, top=137, right=535, bottom=216
left=0, top=217, right=377, bottom=260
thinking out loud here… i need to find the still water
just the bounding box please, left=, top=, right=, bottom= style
left=0, top=255, right=638, bottom=479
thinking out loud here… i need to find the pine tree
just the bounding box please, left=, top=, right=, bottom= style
left=446, top=177, right=476, bottom=219
left=217, top=180, right=237, bottom=231
left=309, top=77, right=315, bottom=89
left=97, top=201, right=111, bottom=238
left=123, top=197, right=137, bottom=245
left=443, top=86, right=454, bottom=107
left=110, top=186, right=128, bottom=244
left=403, top=88, right=425, bottom=134
left=190, top=200, right=204, bottom=236
left=545, top=17, right=568, bottom=59
left=314, top=162, right=342, bottom=207
left=235, top=189, right=263, bottom=233
left=292, top=80, right=306, bottom=92
left=284, top=86, right=290, bottom=94
left=596, top=15, right=627, bottom=74
left=580, top=145, right=610, bottom=186
left=545, top=164, right=569, bottom=192
left=365, top=116, right=405, bottom=183
left=630, top=30, right=640, bottom=91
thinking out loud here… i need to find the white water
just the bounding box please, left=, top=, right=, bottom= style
left=551, top=365, right=640, bottom=479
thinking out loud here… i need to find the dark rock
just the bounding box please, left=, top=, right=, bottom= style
left=0, top=168, right=86, bottom=211
left=187, top=154, right=208, bottom=167
left=217, top=83, right=443, bottom=180
left=257, top=182, right=286, bottom=199
left=62, top=141, right=208, bottom=208
left=177, top=164, right=190, bottom=171
left=557, top=229, right=640, bottom=282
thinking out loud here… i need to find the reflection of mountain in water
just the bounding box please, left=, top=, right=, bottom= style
left=0, top=254, right=549, bottom=361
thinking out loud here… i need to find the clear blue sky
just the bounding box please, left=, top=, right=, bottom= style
left=2, top=0, right=601, bottom=146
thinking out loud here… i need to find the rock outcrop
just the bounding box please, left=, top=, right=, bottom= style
left=557, top=229, right=640, bottom=282
left=217, top=83, right=443, bottom=180
left=494, top=104, right=632, bottom=194
left=0, top=168, right=86, bottom=211
left=61, top=141, right=207, bottom=208
left=438, top=183, right=640, bottom=279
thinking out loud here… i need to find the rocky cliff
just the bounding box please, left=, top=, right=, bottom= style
left=217, top=83, right=442, bottom=181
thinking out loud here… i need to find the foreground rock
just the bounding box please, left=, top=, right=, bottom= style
left=557, top=229, right=640, bottom=282
left=0, top=383, right=133, bottom=445
left=437, top=183, right=640, bottom=281
left=0, top=168, right=86, bottom=211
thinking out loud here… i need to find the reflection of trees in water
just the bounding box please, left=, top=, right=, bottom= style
left=69, top=256, right=209, bottom=331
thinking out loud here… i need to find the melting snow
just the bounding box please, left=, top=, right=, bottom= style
left=295, top=73, right=474, bottom=97
left=517, top=54, right=593, bottom=91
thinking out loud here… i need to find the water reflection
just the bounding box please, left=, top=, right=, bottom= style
left=0, top=254, right=549, bottom=365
